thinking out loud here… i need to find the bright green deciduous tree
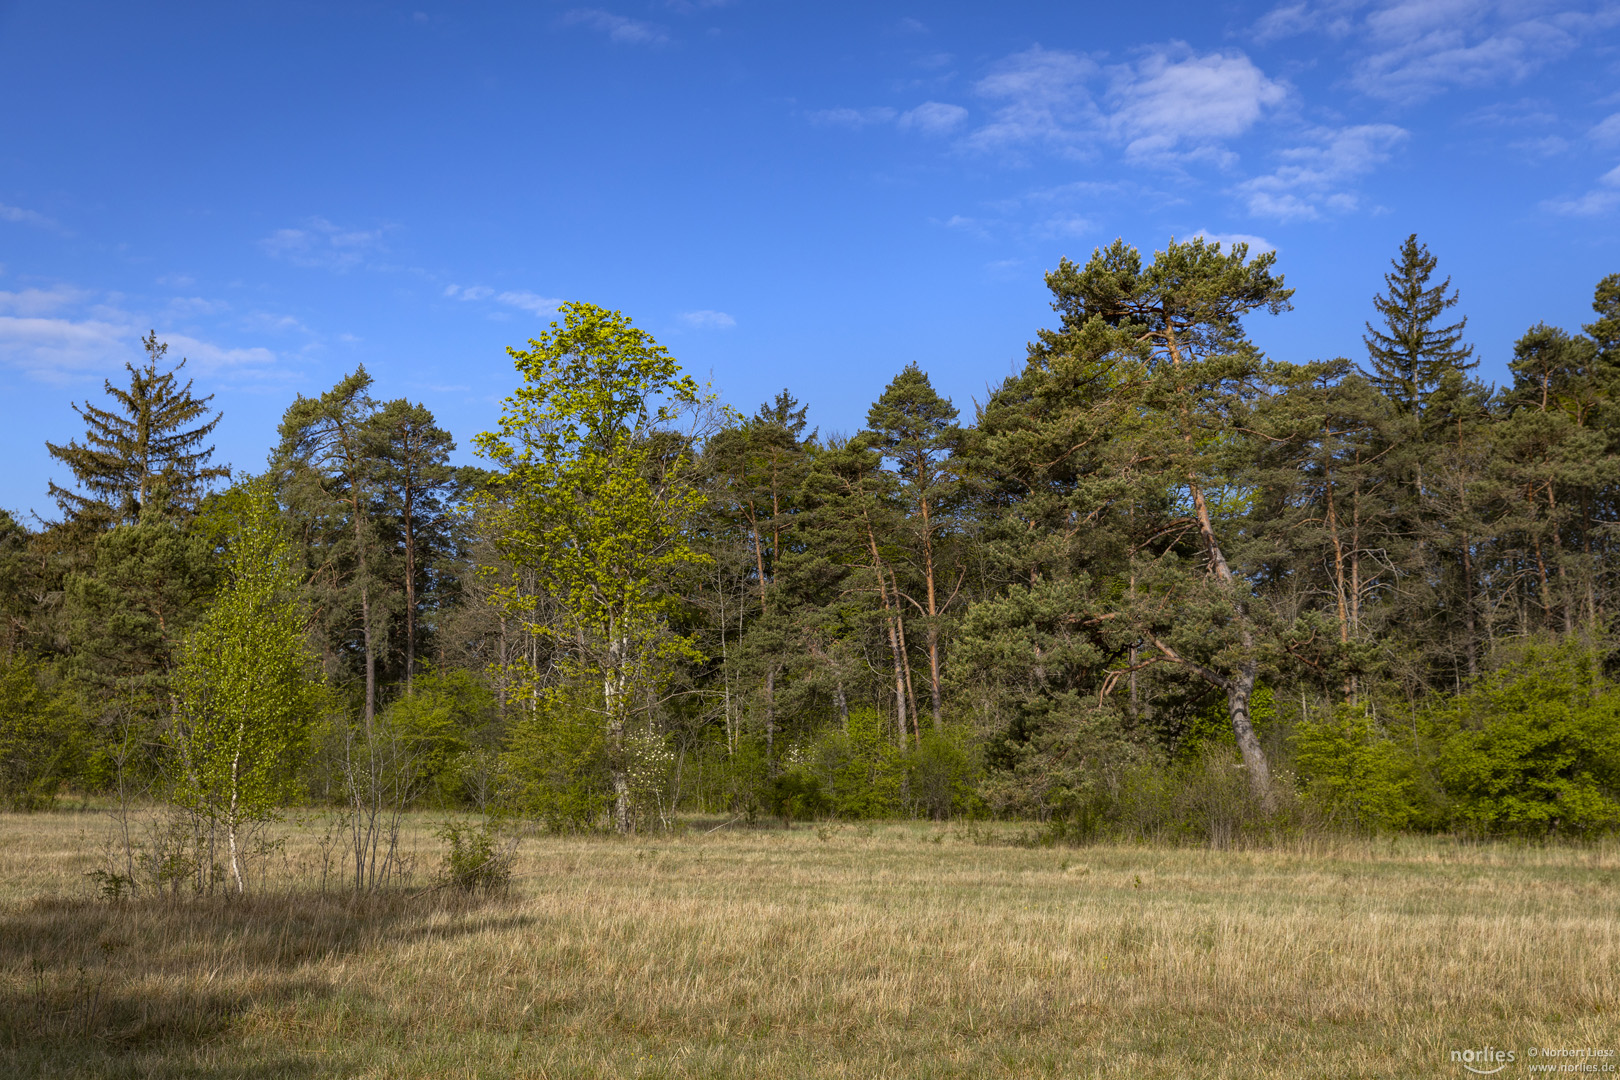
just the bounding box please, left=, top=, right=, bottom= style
left=474, top=303, right=710, bottom=833
left=170, top=481, right=322, bottom=892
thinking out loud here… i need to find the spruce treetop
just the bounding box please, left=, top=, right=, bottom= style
left=1362, top=234, right=1476, bottom=414
left=45, top=331, right=228, bottom=527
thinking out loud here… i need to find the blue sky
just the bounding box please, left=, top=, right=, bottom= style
left=2, top=0, right=1618, bottom=518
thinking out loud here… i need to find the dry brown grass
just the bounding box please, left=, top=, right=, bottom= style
left=1, top=811, right=1616, bottom=1078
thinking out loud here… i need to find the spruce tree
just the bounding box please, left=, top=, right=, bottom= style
left=45, top=331, right=228, bottom=526
left=1362, top=235, right=1476, bottom=415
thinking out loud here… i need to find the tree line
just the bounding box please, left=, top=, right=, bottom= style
left=3, top=234, right=1619, bottom=872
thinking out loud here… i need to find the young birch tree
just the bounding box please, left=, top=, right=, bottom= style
left=170, top=481, right=320, bottom=894
left=474, top=303, right=710, bottom=833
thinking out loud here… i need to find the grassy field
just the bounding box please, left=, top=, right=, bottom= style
left=0, top=812, right=1616, bottom=1079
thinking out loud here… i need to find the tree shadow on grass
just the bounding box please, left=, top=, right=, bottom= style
left=0, top=890, right=532, bottom=1078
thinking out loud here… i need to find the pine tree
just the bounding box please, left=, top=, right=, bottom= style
left=46, top=331, right=228, bottom=526
left=865, top=363, right=963, bottom=729
left=1362, top=235, right=1476, bottom=415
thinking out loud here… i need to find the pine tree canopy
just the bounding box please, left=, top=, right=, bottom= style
left=45, top=331, right=229, bottom=527
left=1362, top=234, right=1477, bottom=414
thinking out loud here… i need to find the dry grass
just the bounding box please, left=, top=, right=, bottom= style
left=1, top=812, right=1616, bottom=1078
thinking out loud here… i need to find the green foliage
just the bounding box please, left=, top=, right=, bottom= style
left=0, top=656, right=84, bottom=810
left=1293, top=706, right=1432, bottom=831
left=169, top=480, right=324, bottom=890
left=1362, top=234, right=1476, bottom=415
left=380, top=667, right=497, bottom=805
left=436, top=819, right=514, bottom=894
left=803, top=707, right=906, bottom=819
left=474, top=302, right=711, bottom=831
left=1429, top=643, right=1620, bottom=835
left=502, top=685, right=612, bottom=831
left=45, top=331, right=229, bottom=527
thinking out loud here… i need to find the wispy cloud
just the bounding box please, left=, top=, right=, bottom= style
left=261, top=217, right=389, bottom=271
left=1236, top=124, right=1408, bottom=221
left=808, top=107, right=899, bottom=129
left=1543, top=163, right=1620, bottom=216
left=0, top=202, right=56, bottom=229
left=0, top=312, right=276, bottom=384
left=810, top=102, right=969, bottom=136
left=497, top=290, right=563, bottom=315
left=678, top=309, right=736, bottom=329
left=1591, top=112, right=1620, bottom=145
left=0, top=285, right=92, bottom=317
left=898, top=102, right=969, bottom=135
left=961, top=44, right=1285, bottom=166
left=562, top=9, right=670, bottom=46
left=1108, top=45, right=1288, bottom=164
left=444, top=284, right=562, bottom=316
left=1250, top=0, right=1617, bottom=104
left=1192, top=229, right=1277, bottom=253
left=965, top=46, right=1101, bottom=158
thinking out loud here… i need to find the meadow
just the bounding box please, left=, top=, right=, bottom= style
left=1, top=812, right=1616, bottom=1079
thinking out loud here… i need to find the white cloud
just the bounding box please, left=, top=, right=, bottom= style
left=1253, top=0, right=1615, bottom=103
left=0, top=285, right=91, bottom=317
left=0, top=315, right=275, bottom=383
left=167, top=296, right=229, bottom=317
left=1591, top=112, right=1620, bottom=144
left=1192, top=229, right=1277, bottom=253
left=0, top=316, right=133, bottom=382
left=966, top=46, right=1101, bottom=157
left=678, top=309, right=736, bottom=329
left=898, top=101, right=969, bottom=135
left=444, top=284, right=561, bottom=315
left=962, top=44, right=1285, bottom=166
left=1237, top=123, right=1408, bottom=220
left=161, top=333, right=276, bottom=373
left=261, top=217, right=388, bottom=270
left=497, top=290, right=563, bottom=315
left=808, top=107, right=899, bottom=129
left=1543, top=163, right=1620, bottom=216
left=562, top=9, right=670, bottom=46
left=0, top=202, right=54, bottom=229
left=1108, top=45, right=1288, bottom=163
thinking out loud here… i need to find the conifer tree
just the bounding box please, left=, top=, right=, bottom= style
left=865, top=364, right=963, bottom=728
left=1362, top=235, right=1476, bottom=415
left=46, top=331, right=228, bottom=526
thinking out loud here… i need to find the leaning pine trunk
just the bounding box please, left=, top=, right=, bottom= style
left=1224, top=660, right=1274, bottom=811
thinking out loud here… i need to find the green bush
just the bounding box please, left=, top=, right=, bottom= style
left=804, top=707, right=904, bottom=819
left=1430, top=643, right=1620, bottom=836
left=904, top=727, right=981, bottom=820
left=1293, top=705, right=1433, bottom=832
left=501, top=685, right=612, bottom=831
left=767, top=769, right=830, bottom=823
left=0, top=656, right=84, bottom=811
left=436, top=819, right=514, bottom=894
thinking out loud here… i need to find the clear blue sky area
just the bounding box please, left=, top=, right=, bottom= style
left=2, top=1, right=1617, bottom=517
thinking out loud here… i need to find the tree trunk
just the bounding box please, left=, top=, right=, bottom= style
left=1225, top=662, right=1273, bottom=810
left=606, top=633, right=631, bottom=833
left=403, top=479, right=416, bottom=692
left=763, top=666, right=777, bottom=776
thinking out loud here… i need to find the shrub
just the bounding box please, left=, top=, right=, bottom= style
left=1430, top=643, right=1620, bottom=836
left=437, top=819, right=514, bottom=894
left=0, top=656, right=84, bottom=811
left=1293, top=705, right=1433, bottom=832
